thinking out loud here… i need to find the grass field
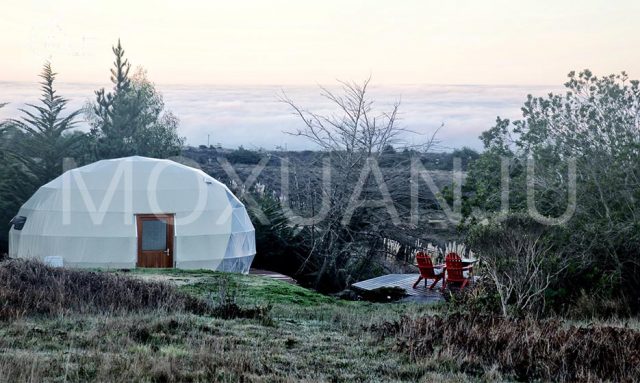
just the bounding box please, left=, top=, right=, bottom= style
left=3, top=265, right=639, bottom=382
left=0, top=266, right=482, bottom=383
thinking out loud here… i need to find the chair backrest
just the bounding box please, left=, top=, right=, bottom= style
left=416, top=251, right=437, bottom=278
left=445, top=252, right=465, bottom=281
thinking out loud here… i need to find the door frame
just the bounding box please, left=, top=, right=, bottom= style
left=136, top=214, right=175, bottom=268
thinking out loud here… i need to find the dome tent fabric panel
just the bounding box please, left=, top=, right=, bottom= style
left=225, top=205, right=256, bottom=259
left=218, top=255, right=255, bottom=274
left=231, top=205, right=253, bottom=233
left=9, top=156, right=256, bottom=273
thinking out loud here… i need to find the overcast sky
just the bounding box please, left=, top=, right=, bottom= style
left=1, top=0, right=639, bottom=85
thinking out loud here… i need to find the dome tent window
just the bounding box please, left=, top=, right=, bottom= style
left=8, top=156, right=256, bottom=273
left=141, top=219, right=168, bottom=251
left=9, top=216, right=27, bottom=231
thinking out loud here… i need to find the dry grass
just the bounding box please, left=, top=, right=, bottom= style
left=0, top=261, right=475, bottom=382
left=0, top=260, right=208, bottom=320
left=0, top=305, right=468, bottom=382
left=370, top=312, right=640, bottom=382
left=6, top=260, right=640, bottom=382
left=0, top=260, right=269, bottom=322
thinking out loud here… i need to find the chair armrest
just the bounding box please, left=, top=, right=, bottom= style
left=433, top=264, right=445, bottom=269
left=461, top=265, right=474, bottom=270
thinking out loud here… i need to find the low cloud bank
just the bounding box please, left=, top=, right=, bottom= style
left=0, top=82, right=559, bottom=151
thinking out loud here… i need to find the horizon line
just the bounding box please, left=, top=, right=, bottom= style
left=0, top=79, right=562, bottom=88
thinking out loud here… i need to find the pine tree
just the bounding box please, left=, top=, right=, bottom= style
left=88, top=40, right=184, bottom=159
left=91, top=39, right=141, bottom=158
left=111, top=40, right=131, bottom=93
left=11, top=62, right=83, bottom=184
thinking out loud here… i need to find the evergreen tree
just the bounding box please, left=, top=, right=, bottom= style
left=90, top=39, right=140, bottom=158
left=88, top=40, right=184, bottom=159
left=1, top=66, right=83, bottom=251
left=10, top=62, right=84, bottom=184
left=128, top=68, right=184, bottom=158
left=0, top=133, right=37, bottom=252
left=0, top=102, right=18, bottom=252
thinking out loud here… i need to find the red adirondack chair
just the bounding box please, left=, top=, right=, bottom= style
left=442, top=252, right=473, bottom=290
left=413, top=251, right=445, bottom=290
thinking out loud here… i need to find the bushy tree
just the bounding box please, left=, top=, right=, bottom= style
left=249, top=195, right=310, bottom=278
left=127, top=68, right=184, bottom=158
left=465, top=70, right=640, bottom=314
left=88, top=40, right=184, bottom=159
left=467, top=214, right=567, bottom=317
left=226, top=146, right=262, bottom=165
left=0, top=144, right=37, bottom=252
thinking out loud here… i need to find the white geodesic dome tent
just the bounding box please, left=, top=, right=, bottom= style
left=8, top=156, right=256, bottom=273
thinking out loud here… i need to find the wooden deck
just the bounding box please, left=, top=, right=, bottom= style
left=352, top=273, right=445, bottom=303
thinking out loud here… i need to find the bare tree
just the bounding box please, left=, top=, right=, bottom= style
left=280, top=78, right=439, bottom=290
left=468, top=214, right=566, bottom=317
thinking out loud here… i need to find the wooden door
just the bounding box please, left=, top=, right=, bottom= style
left=136, top=214, right=174, bottom=268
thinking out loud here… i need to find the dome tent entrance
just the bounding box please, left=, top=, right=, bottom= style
left=8, top=156, right=256, bottom=273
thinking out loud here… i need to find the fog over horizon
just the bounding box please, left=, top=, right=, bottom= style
left=0, top=81, right=561, bottom=152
